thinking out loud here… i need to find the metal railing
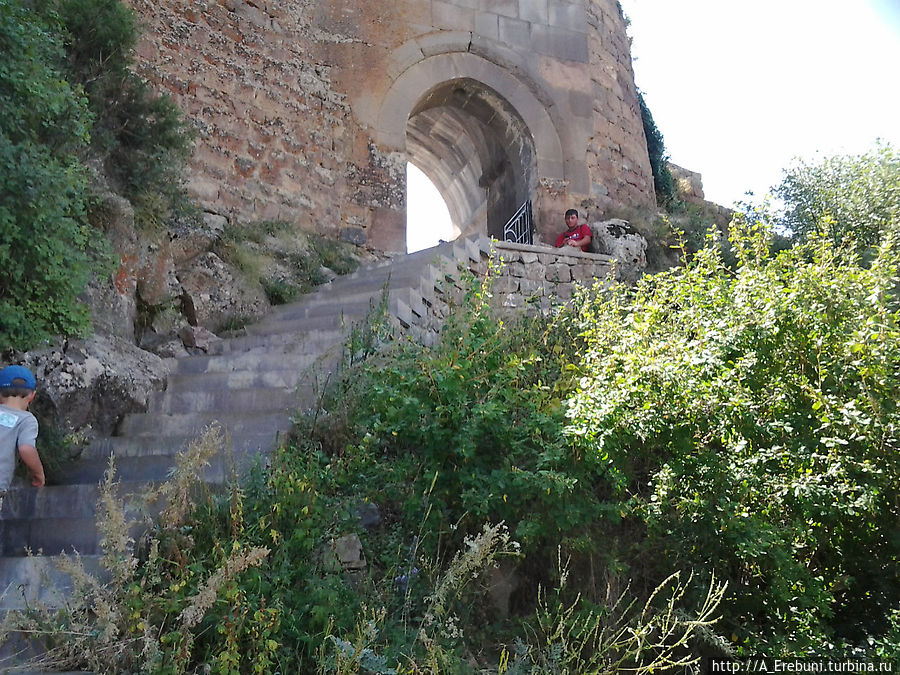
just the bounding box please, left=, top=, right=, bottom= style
left=502, top=199, right=533, bottom=245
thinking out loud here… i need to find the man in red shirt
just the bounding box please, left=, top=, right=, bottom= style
left=555, top=209, right=592, bottom=251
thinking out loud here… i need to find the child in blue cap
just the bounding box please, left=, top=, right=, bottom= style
left=0, top=365, right=45, bottom=510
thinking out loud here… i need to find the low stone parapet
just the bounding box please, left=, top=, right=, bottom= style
left=490, top=240, right=616, bottom=308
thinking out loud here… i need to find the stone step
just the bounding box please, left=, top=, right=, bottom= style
left=0, top=554, right=104, bottom=611
left=118, top=411, right=293, bottom=438
left=0, top=517, right=101, bottom=556
left=244, top=310, right=368, bottom=336
left=0, top=481, right=151, bottom=522
left=171, top=349, right=324, bottom=375
left=78, top=431, right=282, bottom=461
left=58, top=451, right=260, bottom=487
left=208, top=327, right=345, bottom=355
left=163, top=356, right=340, bottom=390
left=148, top=385, right=306, bottom=414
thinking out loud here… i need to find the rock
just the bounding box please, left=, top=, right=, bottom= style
left=319, top=266, right=338, bottom=283
left=588, top=219, right=647, bottom=283
left=340, top=226, right=367, bottom=246
left=85, top=191, right=140, bottom=342
left=140, top=333, right=189, bottom=359
left=356, top=501, right=381, bottom=530
left=19, top=335, right=169, bottom=439
left=168, top=211, right=229, bottom=266
left=178, top=325, right=222, bottom=352
left=177, top=252, right=270, bottom=331
left=333, top=534, right=367, bottom=571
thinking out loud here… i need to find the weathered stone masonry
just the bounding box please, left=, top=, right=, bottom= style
left=128, top=0, right=655, bottom=252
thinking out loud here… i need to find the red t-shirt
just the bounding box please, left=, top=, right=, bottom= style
left=556, top=223, right=592, bottom=249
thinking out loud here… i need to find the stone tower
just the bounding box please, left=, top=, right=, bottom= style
left=128, top=0, right=655, bottom=252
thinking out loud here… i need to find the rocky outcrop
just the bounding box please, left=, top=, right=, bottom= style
left=19, top=335, right=168, bottom=441
left=177, top=252, right=269, bottom=331
left=588, top=219, right=648, bottom=283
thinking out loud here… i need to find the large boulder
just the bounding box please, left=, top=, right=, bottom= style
left=18, top=335, right=169, bottom=439
left=588, top=219, right=647, bottom=283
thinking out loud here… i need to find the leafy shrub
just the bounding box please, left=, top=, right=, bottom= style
left=43, top=0, right=194, bottom=222
left=0, top=0, right=101, bottom=350
left=341, top=274, right=610, bottom=556
left=776, top=141, right=899, bottom=254
left=567, top=218, right=900, bottom=655
left=638, top=90, right=675, bottom=205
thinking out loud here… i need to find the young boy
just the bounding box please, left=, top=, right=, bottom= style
left=555, top=208, right=592, bottom=251
left=0, top=365, right=45, bottom=511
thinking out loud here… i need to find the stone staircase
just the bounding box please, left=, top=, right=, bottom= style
left=0, top=236, right=491, bottom=669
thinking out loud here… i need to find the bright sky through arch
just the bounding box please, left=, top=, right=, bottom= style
left=619, top=0, right=900, bottom=208
left=406, top=163, right=455, bottom=253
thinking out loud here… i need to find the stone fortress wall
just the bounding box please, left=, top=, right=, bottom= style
left=127, top=0, right=655, bottom=252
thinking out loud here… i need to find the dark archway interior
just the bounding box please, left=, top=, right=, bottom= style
left=406, top=79, right=536, bottom=241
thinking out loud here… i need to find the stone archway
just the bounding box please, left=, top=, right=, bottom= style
left=375, top=50, right=566, bottom=251
left=406, top=78, right=537, bottom=241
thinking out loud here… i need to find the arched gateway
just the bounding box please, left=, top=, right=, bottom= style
left=128, top=0, right=655, bottom=252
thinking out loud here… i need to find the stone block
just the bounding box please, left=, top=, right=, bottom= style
left=475, top=11, right=499, bottom=40
left=523, top=262, right=546, bottom=280
left=546, top=263, right=572, bottom=283
left=432, top=0, right=475, bottom=31
left=549, top=1, right=587, bottom=31
left=498, top=15, right=530, bottom=48
left=417, top=30, right=473, bottom=57
left=340, top=226, right=367, bottom=246
left=498, top=249, right=522, bottom=264
left=518, top=0, right=549, bottom=24
left=493, top=275, right=519, bottom=294
left=334, top=534, right=367, bottom=571
left=571, top=262, right=596, bottom=281
left=479, top=0, right=517, bottom=18
left=518, top=277, right=542, bottom=295
left=553, top=282, right=573, bottom=300
left=368, top=207, right=405, bottom=253
left=530, top=24, right=588, bottom=63
left=508, top=262, right=527, bottom=277
left=520, top=250, right=539, bottom=263
left=386, top=40, right=425, bottom=80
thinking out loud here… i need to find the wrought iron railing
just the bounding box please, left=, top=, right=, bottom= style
left=502, top=199, right=533, bottom=245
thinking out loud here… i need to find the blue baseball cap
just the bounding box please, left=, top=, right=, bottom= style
left=0, top=365, right=36, bottom=390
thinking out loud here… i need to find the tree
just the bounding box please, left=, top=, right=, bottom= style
left=567, top=219, right=900, bottom=655
left=0, top=0, right=97, bottom=350
left=776, top=141, right=899, bottom=254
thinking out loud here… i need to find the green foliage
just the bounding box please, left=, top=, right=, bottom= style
left=566, top=218, right=900, bottom=655
left=0, top=0, right=100, bottom=350
left=219, top=220, right=360, bottom=305
left=1, top=426, right=274, bottom=674
left=43, top=0, right=194, bottom=220
left=775, top=141, right=900, bottom=254
left=638, top=90, right=675, bottom=205
left=1, top=0, right=193, bottom=349
left=342, top=273, right=610, bottom=554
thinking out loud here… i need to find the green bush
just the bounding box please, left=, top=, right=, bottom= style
left=0, top=0, right=99, bottom=350
left=776, top=141, right=899, bottom=254
left=567, top=218, right=900, bottom=655
left=638, top=90, right=675, bottom=206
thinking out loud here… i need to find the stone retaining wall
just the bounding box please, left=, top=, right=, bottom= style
left=490, top=241, right=614, bottom=308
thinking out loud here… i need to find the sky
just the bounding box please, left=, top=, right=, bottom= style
left=408, top=0, right=900, bottom=251
left=619, top=0, right=900, bottom=208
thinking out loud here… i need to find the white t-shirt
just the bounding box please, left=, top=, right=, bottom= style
left=0, top=404, right=39, bottom=492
